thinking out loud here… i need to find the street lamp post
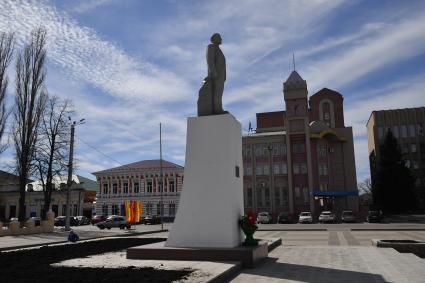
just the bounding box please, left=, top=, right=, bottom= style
left=159, top=123, right=163, bottom=231
left=65, top=118, right=85, bottom=231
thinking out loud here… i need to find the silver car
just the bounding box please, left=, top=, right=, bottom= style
left=96, top=216, right=131, bottom=230
left=257, top=212, right=272, bottom=224
left=298, top=212, right=313, bottom=223
left=341, top=211, right=356, bottom=223
left=319, top=211, right=337, bottom=223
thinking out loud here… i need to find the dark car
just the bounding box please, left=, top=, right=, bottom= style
left=76, top=216, right=90, bottom=225
left=96, top=216, right=131, bottom=230
left=341, top=211, right=356, bottom=223
left=277, top=213, right=293, bottom=223
left=367, top=210, right=382, bottom=223
left=144, top=214, right=161, bottom=225
left=54, top=216, right=79, bottom=226
left=91, top=215, right=106, bottom=225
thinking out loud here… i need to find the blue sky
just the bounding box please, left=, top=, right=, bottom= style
left=0, top=0, right=425, bottom=184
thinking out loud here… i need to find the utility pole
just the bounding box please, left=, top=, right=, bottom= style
left=160, top=123, right=164, bottom=231
left=65, top=122, right=75, bottom=231
left=65, top=118, right=85, bottom=231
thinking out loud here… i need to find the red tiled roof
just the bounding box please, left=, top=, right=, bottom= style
left=93, top=159, right=183, bottom=174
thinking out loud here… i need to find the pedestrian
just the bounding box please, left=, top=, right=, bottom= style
left=68, top=230, right=79, bottom=242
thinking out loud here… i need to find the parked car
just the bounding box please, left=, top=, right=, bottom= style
left=76, top=216, right=90, bottom=225
left=366, top=210, right=382, bottom=223
left=91, top=215, right=106, bottom=225
left=277, top=212, right=293, bottom=223
left=341, top=211, right=356, bottom=223
left=54, top=216, right=79, bottom=226
left=257, top=212, right=272, bottom=224
left=9, top=217, right=19, bottom=222
left=144, top=214, right=161, bottom=225
left=319, top=211, right=337, bottom=223
left=29, top=216, right=41, bottom=226
left=298, top=212, right=313, bottom=223
left=96, top=216, right=131, bottom=230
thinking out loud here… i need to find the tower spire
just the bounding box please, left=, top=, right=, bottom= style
left=292, top=53, right=296, bottom=71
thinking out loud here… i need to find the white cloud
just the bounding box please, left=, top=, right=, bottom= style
left=71, top=0, right=114, bottom=14
left=0, top=0, right=192, bottom=104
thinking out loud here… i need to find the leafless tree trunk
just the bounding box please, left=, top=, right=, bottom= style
left=13, top=28, right=47, bottom=223
left=0, top=32, right=14, bottom=155
left=35, top=96, right=72, bottom=219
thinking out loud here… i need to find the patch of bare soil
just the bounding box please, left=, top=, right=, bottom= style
left=0, top=237, right=192, bottom=282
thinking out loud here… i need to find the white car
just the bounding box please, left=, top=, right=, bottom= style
left=298, top=212, right=313, bottom=223
left=319, top=211, right=337, bottom=223
left=257, top=212, right=272, bottom=224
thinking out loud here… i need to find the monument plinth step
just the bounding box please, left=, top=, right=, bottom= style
left=127, top=238, right=281, bottom=268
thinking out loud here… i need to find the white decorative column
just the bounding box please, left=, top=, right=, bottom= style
left=166, top=114, right=244, bottom=248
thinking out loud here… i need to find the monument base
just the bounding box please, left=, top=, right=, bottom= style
left=127, top=238, right=281, bottom=268
left=166, top=114, right=244, bottom=248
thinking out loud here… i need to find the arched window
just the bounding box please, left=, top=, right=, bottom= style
left=319, top=100, right=335, bottom=128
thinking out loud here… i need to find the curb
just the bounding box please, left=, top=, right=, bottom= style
left=0, top=229, right=168, bottom=252
left=208, top=262, right=243, bottom=283
left=351, top=228, right=425, bottom=231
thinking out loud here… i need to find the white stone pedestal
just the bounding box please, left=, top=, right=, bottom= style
left=166, top=114, right=244, bottom=248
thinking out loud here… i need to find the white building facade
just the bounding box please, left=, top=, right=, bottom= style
left=92, top=159, right=184, bottom=220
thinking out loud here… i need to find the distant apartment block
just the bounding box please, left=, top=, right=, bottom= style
left=92, top=159, right=183, bottom=218
left=242, top=71, right=358, bottom=219
left=367, top=107, right=425, bottom=210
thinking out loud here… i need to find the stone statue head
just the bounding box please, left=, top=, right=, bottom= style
left=210, top=33, right=222, bottom=45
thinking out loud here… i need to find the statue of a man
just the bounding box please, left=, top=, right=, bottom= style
left=197, top=33, right=228, bottom=116
left=207, top=33, right=226, bottom=114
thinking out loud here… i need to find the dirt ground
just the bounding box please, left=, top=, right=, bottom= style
left=0, top=237, right=192, bottom=282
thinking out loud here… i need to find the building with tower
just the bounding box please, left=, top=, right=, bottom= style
left=242, top=70, right=358, bottom=220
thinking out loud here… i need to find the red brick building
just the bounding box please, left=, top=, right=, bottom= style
left=242, top=71, right=358, bottom=220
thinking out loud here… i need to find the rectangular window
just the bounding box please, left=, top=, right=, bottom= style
left=112, top=183, right=118, bottom=194
left=169, top=179, right=175, bottom=192
left=392, top=126, right=399, bottom=138
left=318, top=145, right=327, bottom=158
left=256, top=165, right=263, bottom=175
left=411, top=144, right=417, bottom=153
left=103, top=183, right=108, bottom=194
left=295, top=187, right=300, bottom=198
left=319, top=164, right=328, bottom=176
left=147, top=180, right=153, bottom=193
left=146, top=203, right=153, bottom=214
left=247, top=188, right=253, bottom=207
left=401, top=125, right=407, bottom=138
left=417, top=124, right=424, bottom=136
left=102, top=204, right=108, bottom=216
left=300, top=163, right=307, bottom=174
left=263, top=165, right=270, bottom=175
left=378, top=127, right=384, bottom=139
left=112, top=204, right=119, bottom=215
left=255, top=145, right=263, bottom=156
left=303, top=187, right=309, bottom=204
left=273, top=164, right=280, bottom=175
left=281, top=163, right=288, bottom=174
left=244, top=166, right=252, bottom=176
left=413, top=161, right=419, bottom=170
left=293, top=164, right=300, bottom=174
left=292, top=143, right=305, bottom=154
left=123, top=182, right=128, bottom=194
left=157, top=203, right=163, bottom=216
left=409, top=125, right=416, bottom=137
left=134, top=182, right=139, bottom=194
left=265, top=188, right=270, bottom=206
left=405, top=160, right=411, bottom=168
left=243, top=147, right=251, bottom=157
left=402, top=144, right=409, bottom=154
left=169, top=203, right=176, bottom=216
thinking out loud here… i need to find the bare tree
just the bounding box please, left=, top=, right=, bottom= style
left=13, top=28, right=47, bottom=223
left=35, top=96, right=72, bottom=219
left=0, top=32, right=14, bottom=155
left=358, top=177, right=372, bottom=195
